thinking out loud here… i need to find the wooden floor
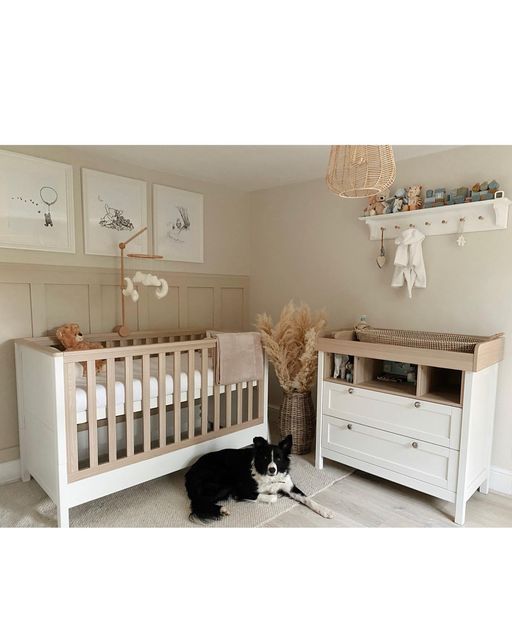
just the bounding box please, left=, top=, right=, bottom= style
left=267, top=423, right=512, bottom=528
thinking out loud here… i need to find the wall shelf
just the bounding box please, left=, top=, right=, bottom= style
left=358, top=196, right=510, bottom=240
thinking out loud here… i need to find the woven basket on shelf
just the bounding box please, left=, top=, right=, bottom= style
left=279, top=391, right=315, bottom=455
left=354, top=327, right=493, bottom=353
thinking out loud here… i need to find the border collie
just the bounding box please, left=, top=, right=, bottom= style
left=185, top=435, right=334, bottom=522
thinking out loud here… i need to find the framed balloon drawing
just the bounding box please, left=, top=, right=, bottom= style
left=0, top=150, right=75, bottom=252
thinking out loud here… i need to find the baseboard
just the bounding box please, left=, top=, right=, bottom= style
left=4, top=452, right=508, bottom=497
left=489, top=466, right=512, bottom=496
left=0, top=458, right=21, bottom=485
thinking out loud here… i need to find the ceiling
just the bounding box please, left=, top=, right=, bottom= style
left=76, top=145, right=459, bottom=192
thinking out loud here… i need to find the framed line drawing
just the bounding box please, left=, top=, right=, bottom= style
left=82, top=168, right=148, bottom=256
left=153, top=184, right=204, bottom=263
left=0, top=150, right=75, bottom=252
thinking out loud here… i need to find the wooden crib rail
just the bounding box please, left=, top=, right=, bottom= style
left=19, top=328, right=210, bottom=352
left=61, top=337, right=217, bottom=363
left=62, top=338, right=266, bottom=482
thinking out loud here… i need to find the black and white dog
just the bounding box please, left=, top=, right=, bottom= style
left=185, top=435, right=334, bottom=522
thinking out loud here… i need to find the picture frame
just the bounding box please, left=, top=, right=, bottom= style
left=0, top=150, right=75, bottom=253
left=153, top=184, right=204, bottom=263
left=82, top=168, right=148, bottom=257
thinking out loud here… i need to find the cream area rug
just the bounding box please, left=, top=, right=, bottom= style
left=0, top=456, right=352, bottom=528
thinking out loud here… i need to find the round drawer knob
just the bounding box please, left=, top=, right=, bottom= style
left=411, top=441, right=418, bottom=448
left=347, top=424, right=353, bottom=430
left=348, top=388, right=354, bottom=394
left=414, top=401, right=421, bottom=408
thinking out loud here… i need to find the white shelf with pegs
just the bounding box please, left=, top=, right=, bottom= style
left=359, top=195, right=510, bottom=240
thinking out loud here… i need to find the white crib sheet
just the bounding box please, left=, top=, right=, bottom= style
left=74, top=351, right=255, bottom=424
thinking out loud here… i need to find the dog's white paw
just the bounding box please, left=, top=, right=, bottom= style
left=257, top=493, right=277, bottom=504
left=220, top=506, right=230, bottom=516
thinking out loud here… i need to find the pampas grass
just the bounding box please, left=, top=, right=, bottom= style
left=256, top=301, right=327, bottom=393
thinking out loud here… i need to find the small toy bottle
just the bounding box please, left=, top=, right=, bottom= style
left=354, top=314, right=369, bottom=331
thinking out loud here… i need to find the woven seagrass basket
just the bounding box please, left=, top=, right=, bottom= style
left=279, top=391, right=315, bottom=455
left=354, top=327, right=493, bottom=353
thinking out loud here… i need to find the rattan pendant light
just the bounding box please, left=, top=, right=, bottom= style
left=326, top=145, right=396, bottom=198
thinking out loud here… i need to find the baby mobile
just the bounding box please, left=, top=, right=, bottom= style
left=113, top=226, right=169, bottom=336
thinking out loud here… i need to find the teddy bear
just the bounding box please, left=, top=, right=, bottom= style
left=363, top=195, right=379, bottom=216
left=407, top=185, right=423, bottom=211
left=364, top=189, right=389, bottom=216
left=55, top=323, right=105, bottom=375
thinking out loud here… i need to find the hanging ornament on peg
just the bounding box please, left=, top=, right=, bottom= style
left=376, top=227, right=386, bottom=268
left=456, top=217, right=466, bottom=247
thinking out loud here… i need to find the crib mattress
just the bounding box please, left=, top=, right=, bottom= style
left=74, top=352, right=255, bottom=424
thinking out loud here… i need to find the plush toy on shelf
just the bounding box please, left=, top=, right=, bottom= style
left=363, top=189, right=389, bottom=216
left=386, top=187, right=408, bottom=214
left=407, top=185, right=423, bottom=210
left=345, top=361, right=354, bottom=384
left=55, top=323, right=105, bottom=376
left=333, top=353, right=350, bottom=379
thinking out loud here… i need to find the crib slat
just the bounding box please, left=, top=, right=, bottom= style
left=201, top=347, right=208, bottom=435
left=214, top=385, right=220, bottom=431
left=142, top=354, right=151, bottom=452
left=257, top=378, right=264, bottom=421
left=248, top=381, right=254, bottom=421
left=125, top=356, right=134, bottom=457
left=86, top=364, right=98, bottom=468
left=225, top=384, right=232, bottom=428
left=188, top=349, right=195, bottom=439
left=237, top=382, right=243, bottom=425
left=64, top=362, right=79, bottom=475
left=107, top=358, right=117, bottom=462
left=158, top=352, right=166, bottom=447
left=173, top=351, right=181, bottom=444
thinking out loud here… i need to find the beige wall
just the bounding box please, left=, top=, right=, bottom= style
left=249, top=145, right=512, bottom=473
left=0, top=146, right=252, bottom=466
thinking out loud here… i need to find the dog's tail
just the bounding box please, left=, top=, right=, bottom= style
left=189, top=498, right=226, bottom=524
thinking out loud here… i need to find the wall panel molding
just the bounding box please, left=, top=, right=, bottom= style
left=0, top=262, right=249, bottom=463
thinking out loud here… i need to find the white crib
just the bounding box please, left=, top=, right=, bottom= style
left=15, top=329, right=268, bottom=527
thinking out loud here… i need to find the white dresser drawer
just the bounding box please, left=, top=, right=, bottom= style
left=322, top=382, right=462, bottom=449
left=322, top=415, right=459, bottom=491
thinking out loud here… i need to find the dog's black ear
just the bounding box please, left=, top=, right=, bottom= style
left=278, top=434, right=292, bottom=454
left=253, top=436, right=268, bottom=448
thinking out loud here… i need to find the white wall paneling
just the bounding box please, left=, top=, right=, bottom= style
left=0, top=262, right=249, bottom=467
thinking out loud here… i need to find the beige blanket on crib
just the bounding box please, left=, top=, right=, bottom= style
left=211, top=331, right=264, bottom=385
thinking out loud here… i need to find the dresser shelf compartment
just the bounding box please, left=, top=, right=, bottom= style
left=355, top=356, right=417, bottom=396
left=417, top=365, right=463, bottom=407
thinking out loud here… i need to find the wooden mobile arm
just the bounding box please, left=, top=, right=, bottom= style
left=114, top=226, right=163, bottom=337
